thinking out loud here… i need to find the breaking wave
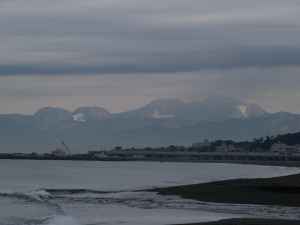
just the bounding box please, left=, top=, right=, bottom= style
left=0, top=189, right=52, bottom=202
left=0, top=188, right=117, bottom=202
left=2, top=188, right=300, bottom=222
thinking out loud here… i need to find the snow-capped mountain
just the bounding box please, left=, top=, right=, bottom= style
left=34, top=107, right=73, bottom=129
left=118, top=96, right=267, bottom=122
left=196, top=96, right=267, bottom=120
left=118, top=98, right=185, bottom=119
left=72, top=107, right=111, bottom=122
left=32, top=97, right=267, bottom=128
left=236, top=103, right=267, bottom=118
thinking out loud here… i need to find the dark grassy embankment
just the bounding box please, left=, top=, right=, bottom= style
left=175, top=218, right=300, bottom=225
left=154, top=173, right=300, bottom=207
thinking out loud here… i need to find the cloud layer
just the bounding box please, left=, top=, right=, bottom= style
left=1, top=68, right=300, bottom=114
left=1, top=0, right=300, bottom=74
left=1, top=0, right=300, bottom=114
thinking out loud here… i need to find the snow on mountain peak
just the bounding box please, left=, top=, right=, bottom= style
left=152, top=109, right=175, bottom=119
left=72, top=113, right=86, bottom=122
left=237, top=105, right=249, bottom=118
left=72, top=107, right=111, bottom=121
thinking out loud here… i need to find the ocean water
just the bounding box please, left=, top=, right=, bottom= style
left=0, top=160, right=299, bottom=225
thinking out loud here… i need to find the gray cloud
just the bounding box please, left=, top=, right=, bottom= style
left=1, top=0, right=300, bottom=74
left=1, top=0, right=300, bottom=114
left=1, top=67, right=300, bottom=114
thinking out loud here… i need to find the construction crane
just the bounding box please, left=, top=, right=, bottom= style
left=60, top=140, right=71, bottom=155
left=53, top=136, right=71, bottom=155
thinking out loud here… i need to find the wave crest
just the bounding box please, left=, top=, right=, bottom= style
left=0, top=189, right=52, bottom=202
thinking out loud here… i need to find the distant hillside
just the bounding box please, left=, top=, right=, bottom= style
left=273, top=132, right=300, bottom=145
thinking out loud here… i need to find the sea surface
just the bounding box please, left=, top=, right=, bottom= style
left=0, top=160, right=300, bottom=225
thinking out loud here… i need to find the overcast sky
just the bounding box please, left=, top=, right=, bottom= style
left=1, top=0, right=300, bottom=114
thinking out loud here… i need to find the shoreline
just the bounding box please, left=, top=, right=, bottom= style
left=1, top=156, right=300, bottom=167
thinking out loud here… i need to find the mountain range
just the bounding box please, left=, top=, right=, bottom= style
left=1, top=96, right=300, bottom=153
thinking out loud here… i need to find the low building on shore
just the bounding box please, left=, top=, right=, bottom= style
left=270, top=142, right=300, bottom=154
left=51, top=149, right=68, bottom=157
left=216, top=143, right=240, bottom=152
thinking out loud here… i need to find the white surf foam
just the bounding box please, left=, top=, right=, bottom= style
left=0, top=189, right=52, bottom=202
